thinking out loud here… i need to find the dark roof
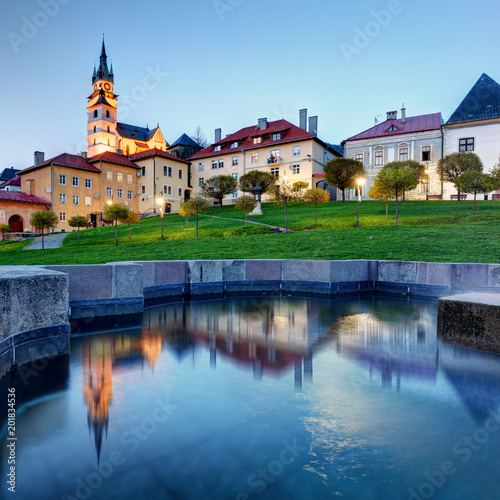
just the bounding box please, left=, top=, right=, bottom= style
left=170, top=133, right=199, bottom=148
left=328, top=144, right=344, bottom=156
left=347, top=113, right=442, bottom=142
left=116, top=122, right=160, bottom=142
left=0, top=175, right=21, bottom=187
left=130, top=148, right=190, bottom=164
left=92, top=39, right=113, bottom=84
left=0, top=167, right=20, bottom=182
left=189, top=119, right=339, bottom=160
left=87, top=151, right=140, bottom=168
left=90, top=88, right=114, bottom=107
left=446, top=73, right=500, bottom=126
left=19, top=153, right=101, bottom=174
left=0, top=190, right=51, bottom=205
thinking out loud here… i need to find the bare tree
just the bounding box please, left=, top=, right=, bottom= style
left=191, top=126, right=209, bottom=149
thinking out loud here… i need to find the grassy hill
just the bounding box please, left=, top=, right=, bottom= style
left=1, top=200, right=500, bottom=265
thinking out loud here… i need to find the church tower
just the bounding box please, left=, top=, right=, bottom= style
left=87, top=39, right=118, bottom=158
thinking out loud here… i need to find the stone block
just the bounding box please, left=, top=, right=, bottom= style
left=246, top=260, right=282, bottom=281
left=110, top=263, right=143, bottom=298
left=222, top=260, right=245, bottom=281
left=426, top=263, right=452, bottom=286
left=331, top=260, right=370, bottom=282
left=378, top=261, right=417, bottom=283
left=224, top=280, right=281, bottom=295
left=156, top=261, right=188, bottom=285
left=137, top=261, right=156, bottom=288
left=188, top=261, right=223, bottom=283
left=488, top=265, right=500, bottom=287
left=189, top=282, right=224, bottom=296
left=451, top=264, right=489, bottom=287
left=282, top=260, right=331, bottom=282
left=281, top=281, right=331, bottom=294
left=15, top=335, right=70, bottom=367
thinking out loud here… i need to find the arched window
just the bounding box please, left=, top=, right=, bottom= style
left=125, top=146, right=129, bottom=155
left=107, top=126, right=110, bottom=133
left=93, top=138, right=96, bottom=145
left=106, top=110, right=110, bottom=118
left=94, top=110, right=98, bottom=118
left=93, top=126, right=96, bottom=133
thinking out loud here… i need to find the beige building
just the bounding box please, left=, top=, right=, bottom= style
left=189, top=110, right=341, bottom=204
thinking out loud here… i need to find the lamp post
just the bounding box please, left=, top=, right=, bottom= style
left=156, top=197, right=164, bottom=240
left=282, top=175, right=288, bottom=234
left=356, top=178, right=365, bottom=228
left=425, top=167, right=430, bottom=199
left=249, top=184, right=263, bottom=216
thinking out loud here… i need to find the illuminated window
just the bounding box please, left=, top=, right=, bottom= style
left=214, top=145, right=222, bottom=152
left=459, top=138, right=474, bottom=152
left=198, top=177, right=204, bottom=186
left=107, top=187, right=112, bottom=197
left=59, top=193, right=66, bottom=204
left=117, top=172, right=123, bottom=182
left=422, top=146, right=431, bottom=162
left=72, top=195, right=79, bottom=205
left=253, top=137, right=262, bottom=144
left=178, top=169, right=183, bottom=180
left=85, top=178, right=92, bottom=189
left=127, top=174, right=133, bottom=184
left=117, top=189, right=123, bottom=198
left=85, top=196, right=91, bottom=206
left=270, top=167, right=279, bottom=178
left=375, top=150, right=384, bottom=166
left=421, top=178, right=430, bottom=193
left=293, top=146, right=301, bottom=157
left=232, top=156, right=238, bottom=166
left=355, top=154, right=363, bottom=165
left=106, top=170, right=112, bottom=181
left=251, top=153, right=258, bottom=163
left=59, top=174, right=66, bottom=185
left=399, top=148, right=408, bottom=161
left=270, top=149, right=280, bottom=162
left=292, top=165, right=300, bottom=175
left=198, top=162, right=204, bottom=171
left=230, top=142, right=239, bottom=149
left=59, top=212, right=66, bottom=222
left=127, top=190, right=133, bottom=200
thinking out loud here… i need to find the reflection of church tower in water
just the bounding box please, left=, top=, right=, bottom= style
left=82, top=340, right=113, bottom=462
left=140, top=331, right=163, bottom=371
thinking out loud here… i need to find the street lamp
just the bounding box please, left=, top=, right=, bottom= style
left=156, top=197, right=164, bottom=240
left=282, top=175, right=289, bottom=234
left=356, top=177, right=365, bottom=228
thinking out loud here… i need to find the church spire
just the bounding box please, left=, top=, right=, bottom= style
left=92, top=38, right=113, bottom=84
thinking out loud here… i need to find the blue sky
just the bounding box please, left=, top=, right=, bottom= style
left=1, top=0, right=499, bottom=169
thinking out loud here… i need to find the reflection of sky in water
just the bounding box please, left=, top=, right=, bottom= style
left=2, top=296, right=500, bottom=500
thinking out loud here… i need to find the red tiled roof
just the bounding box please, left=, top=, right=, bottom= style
left=313, top=173, right=326, bottom=178
left=0, top=175, right=21, bottom=187
left=0, top=190, right=51, bottom=205
left=346, top=113, right=442, bottom=142
left=87, top=151, right=140, bottom=168
left=189, top=119, right=325, bottom=160
left=18, top=153, right=101, bottom=174
left=130, top=147, right=190, bottom=164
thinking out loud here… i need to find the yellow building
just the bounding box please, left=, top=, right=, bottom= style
left=189, top=110, right=341, bottom=204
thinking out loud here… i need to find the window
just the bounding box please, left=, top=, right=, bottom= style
left=232, top=173, right=238, bottom=181
left=106, top=110, right=110, bottom=118
left=117, top=172, right=123, bottom=182
left=93, top=126, right=96, bottom=133
left=127, top=190, right=133, bottom=200
left=85, top=196, right=91, bottom=207
left=117, top=188, right=123, bottom=199
left=141, top=185, right=146, bottom=194
left=399, top=148, right=408, bottom=161
left=355, top=154, right=363, bottom=165
left=388, top=125, right=398, bottom=132
left=59, top=212, right=66, bottom=222
left=232, top=156, right=238, bottom=167
left=420, top=178, right=430, bottom=193
left=107, top=187, right=112, bottom=197
left=293, top=146, right=301, bottom=157
left=269, top=149, right=280, bottom=163
left=164, top=166, right=173, bottom=177
left=198, top=162, right=204, bottom=172
left=178, top=188, right=183, bottom=197
left=230, top=142, right=239, bottom=149
left=253, top=137, right=262, bottom=145
left=459, top=138, right=474, bottom=152
left=141, top=166, right=146, bottom=177
left=375, top=150, right=384, bottom=166
left=251, top=153, right=259, bottom=163
left=72, top=195, right=79, bottom=205
left=270, top=167, right=279, bottom=178
left=72, top=176, right=79, bottom=187
left=218, top=159, right=224, bottom=169
left=59, top=193, right=66, bottom=204
left=232, top=191, right=238, bottom=199
left=292, top=165, right=300, bottom=175
left=164, top=185, right=172, bottom=195
left=107, top=126, right=110, bottom=133
left=106, top=170, right=112, bottom=181
left=85, top=178, right=92, bottom=189
left=93, top=110, right=98, bottom=118
left=212, top=160, right=218, bottom=170
left=421, top=146, right=431, bottom=162
left=127, top=174, right=133, bottom=184
left=272, top=133, right=282, bottom=141
left=214, top=145, right=222, bottom=152
left=59, top=174, right=67, bottom=185
left=178, top=169, right=183, bottom=180
left=198, top=177, right=204, bottom=186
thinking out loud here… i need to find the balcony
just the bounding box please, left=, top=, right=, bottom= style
left=267, top=156, right=281, bottom=165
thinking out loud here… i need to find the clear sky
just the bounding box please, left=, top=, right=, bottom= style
left=1, top=0, right=499, bottom=169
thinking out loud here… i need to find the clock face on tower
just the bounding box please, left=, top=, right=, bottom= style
left=93, top=84, right=97, bottom=91
left=104, top=83, right=111, bottom=91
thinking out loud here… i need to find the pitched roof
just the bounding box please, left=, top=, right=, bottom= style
left=129, top=148, right=190, bottom=164
left=0, top=190, right=51, bottom=205
left=446, top=73, right=500, bottom=126
left=170, top=133, right=199, bottom=148
left=346, top=113, right=442, bottom=142
left=0, top=175, right=21, bottom=187
left=87, top=151, right=140, bottom=168
left=0, top=167, right=20, bottom=182
left=189, top=119, right=337, bottom=160
left=18, top=153, right=101, bottom=174
left=116, top=122, right=163, bottom=143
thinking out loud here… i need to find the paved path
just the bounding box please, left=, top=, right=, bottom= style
left=24, top=233, right=68, bottom=250
left=199, top=214, right=292, bottom=233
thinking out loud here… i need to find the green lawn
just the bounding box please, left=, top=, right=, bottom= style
left=0, top=200, right=499, bottom=265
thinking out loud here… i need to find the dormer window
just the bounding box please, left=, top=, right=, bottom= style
left=230, top=142, right=239, bottom=149
left=214, top=145, right=222, bottom=152
left=272, top=133, right=281, bottom=141
left=253, top=137, right=262, bottom=145
left=388, top=126, right=398, bottom=132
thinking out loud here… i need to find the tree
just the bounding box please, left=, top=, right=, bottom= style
left=0, top=224, right=12, bottom=248
left=239, top=170, right=277, bottom=195
left=269, top=180, right=304, bottom=234
left=103, top=203, right=129, bottom=246
left=68, top=214, right=88, bottom=243
left=369, top=178, right=394, bottom=219
left=29, top=210, right=59, bottom=250
left=455, top=171, right=491, bottom=215
left=120, top=210, right=140, bottom=239
left=438, top=152, right=483, bottom=202
left=303, top=188, right=330, bottom=224
left=201, top=175, right=238, bottom=211
left=323, top=158, right=364, bottom=202
left=191, top=126, right=209, bottom=149
left=179, top=196, right=211, bottom=240
left=376, top=160, right=425, bottom=226
left=234, top=195, right=257, bottom=226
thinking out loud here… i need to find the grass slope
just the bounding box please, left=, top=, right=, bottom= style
left=1, top=200, right=499, bottom=265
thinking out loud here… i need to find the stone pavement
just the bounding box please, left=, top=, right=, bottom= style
left=200, top=214, right=292, bottom=232
left=24, top=232, right=68, bottom=250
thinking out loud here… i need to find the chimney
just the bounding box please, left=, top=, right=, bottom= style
left=258, top=117, right=268, bottom=130
left=299, top=109, right=308, bottom=130
left=34, top=151, right=45, bottom=166
left=386, top=111, right=397, bottom=121
left=401, top=104, right=406, bottom=123
left=116, top=149, right=123, bottom=155
left=215, top=128, right=222, bottom=143
left=309, top=116, right=318, bottom=136
left=81, top=151, right=87, bottom=159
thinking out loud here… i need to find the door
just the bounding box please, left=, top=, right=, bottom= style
left=164, top=203, right=171, bottom=214
left=90, top=214, right=97, bottom=227
left=8, top=215, right=23, bottom=232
